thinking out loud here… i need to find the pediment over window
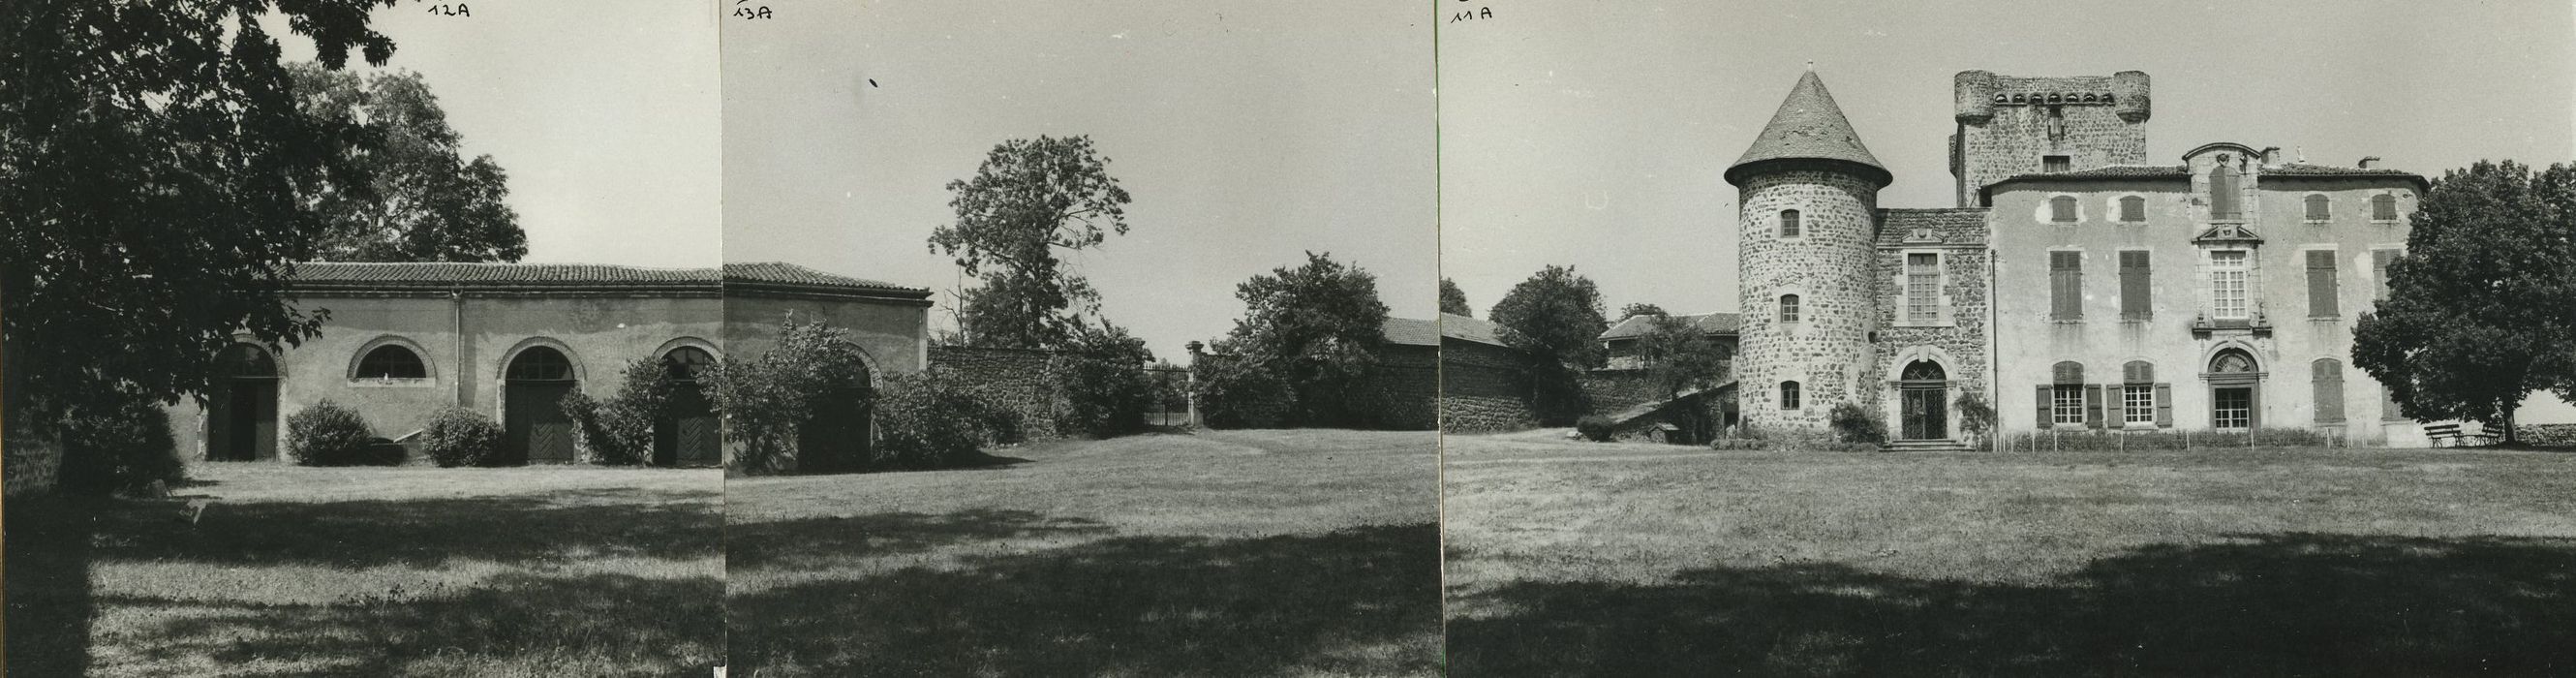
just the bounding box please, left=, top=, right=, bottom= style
left=2193, top=223, right=2263, bottom=245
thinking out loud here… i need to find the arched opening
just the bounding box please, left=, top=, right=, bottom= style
left=354, top=344, right=428, bottom=380
left=504, top=345, right=579, bottom=464
left=795, top=356, right=874, bottom=473
left=206, top=344, right=279, bottom=461
left=2207, top=348, right=2260, bottom=431
left=1898, top=359, right=1947, bottom=441
left=655, top=346, right=722, bottom=467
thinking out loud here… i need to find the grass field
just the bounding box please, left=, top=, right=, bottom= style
left=3, top=464, right=723, bottom=677
left=725, top=428, right=1443, bottom=677
left=1443, top=431, right=2576, bottom=676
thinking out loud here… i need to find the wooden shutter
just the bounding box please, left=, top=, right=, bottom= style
left=2051, top=196, right=2076, bottom=222
left=2085, top=385, right=2105, bottom=429
left=2313, top=359, right=2345, bottom=424
left=2306, top=250, right=2339, bottom=318
left=2305, top=194, right=2329, bottom=221
left=2036, top=385, right=2053, bottom=427
left=2374, top=194, right=2397, bottom=220
left=2154, top=383, right=2174, bottom=427
left=2372, top=249, right=2396, bottom=300
left=2247, top=386, right=2262, bottom=430
left=2119, top=251, right=2150, bottom=320
left=2212, top=166, right=2241, bottom=219
left=2120, top=196, right=2144, bottom=222
left=2051, top=251, right=2082, bottom=320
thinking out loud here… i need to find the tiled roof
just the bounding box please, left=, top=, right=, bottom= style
left=1726, top=71, right=1889, bottom=187
left=1381, top=317, right=1440, bottom=347
left=285, top=262, right=925, bottom=295
left=1877, top=208, right=1990, bottom=247
left=2262, top=163, right=2428, bottom=181
left=1988, top=165, right=2190, bottom=186
left=1437, top=312, right=1508, bottom=348
left=1599, top=312, right=1741, bottom=341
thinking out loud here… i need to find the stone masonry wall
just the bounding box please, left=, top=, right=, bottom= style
left=928, top=346, right=1062, bottom=442
left=1368, top=344, right=1441, bottom=430
left=1737, top=170, right=1884, bottom=433
left=1441, top=340, right=1535, bottom=432
left=1874, top=208, right=1995, bottom=439
left=1952, top=73, right=2150, bottom=207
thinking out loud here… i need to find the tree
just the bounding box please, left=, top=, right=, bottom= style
left=1220, top=252, right=1391, bottom=427
left=1439, top=278, right=1473, bottom=317
left=2352, top=160, right=2576, bottom=445
left=1051, top=320, right=1156, bottom=438
left=1637, top=313, right=1731, bottom=397
left=1619, top=302, right=1669, bottom=321
left=289, top=63, right=526, bottom=262
left=1489, top=265, right=1610, bottom=369
left=2, top=1, right=396, bottom=438
left=705, top=320, right=873, bottom=473
left=927, top=136, right=1133, bottom=349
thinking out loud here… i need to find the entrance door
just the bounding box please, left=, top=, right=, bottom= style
left=207, top=345, right=278, bottom=461
left=654, top=347, right=721, bottom=467
left=795, top=387, right=872, bottom=473
left=505, top=347, right=578, bottom=464
left=1897, top=359, right=1948, bottom=441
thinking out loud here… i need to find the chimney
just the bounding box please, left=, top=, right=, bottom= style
left=2358, top=156, right=2380, bottom=170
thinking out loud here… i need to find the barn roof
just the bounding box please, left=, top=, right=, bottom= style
left=284, top=262, right=927, bottom=298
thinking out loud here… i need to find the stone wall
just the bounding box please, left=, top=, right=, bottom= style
left=928, top=345, right=1063, bottom=442
left=1737, top=170, right=1884, bottom=433
left=1950, top=72, right=2151, bottom=207
left=1441, top=340, right=1534, bottom=432
left=1874, top=208, right=1995, bottom=439
left=1368, top=344, right=1440, bottom=430
left=1580, top=369, right=1663, bottom=416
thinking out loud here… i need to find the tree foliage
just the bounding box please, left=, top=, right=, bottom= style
left=1490, top=265, right=1610, bottom=369
left=706, top=320, right=873, bottom=472
left=1050, top=320, right=1156, bottom=438
left=928, top=135, right=1133, bottom=349
left=1217, top=252, right=1392, bottom=427
left=1439, top=278, right=1473, bottom=317
left=2, top=1, right=396, bottom=430
left=2352, top=160, right=2576, bottom=444
left=1637, top=313, right=1733, bottom=397
left=871, top=369, right=999, bottom=469
left=1618, top=302, right=1668, bottom=321
left=288, top=63, right=525, bottom=262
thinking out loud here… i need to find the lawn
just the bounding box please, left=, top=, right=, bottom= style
left=3, top=464, right=723, bottom=677
left=724, top=428, right=1443, bottom=677
left=1442, top=431, right=2576, bottom=676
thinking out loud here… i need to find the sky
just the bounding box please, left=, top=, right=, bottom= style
left=1438, top=0, right=2576, bottom=319
left=269, top=0, right=723, bottom=267
left=721, top=1, right=1438, bottom=360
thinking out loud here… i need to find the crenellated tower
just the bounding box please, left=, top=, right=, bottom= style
left=1949, top=70, right=2150, bottom=206
left=1726, top=71, right=1890, bottom=433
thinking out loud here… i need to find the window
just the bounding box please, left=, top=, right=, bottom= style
left=1778, top=293, right=1801, bottom=324
left=2304, top=194, right=2331, bottom=222
left=2371, top=249, right=2399, bottom=301
left=2306, top=249, right=2340, bottom=318
left=2210, top=250, right=2250, bottom=320
left=2213, top=387, right=2252, bottom=429
left=2313, top=358, right=2346, bottom=424
left=506, top=346, right=575, bottom=381
left=662, top=346, right=715, bottom=383
left=2049, top=250, right=2083, bottom=320
left=355, top=344, right=428, bottom=380
left=2122, top=360, right=2159, bottom=425
left=2372, top=194, right=2399, bottom=221
left=1780, top=209, right=1802, bottom=237
left=2043, top=155, right=2071, bottom=172
left=2049, top=196, right=2078, bottom=223
left=2118, top=196, right=2146, bottom=223
left=2118, top=250, right=2151, bottom=321
left=2210, top=163, right=2242, bottom=220
left=1905, top=253, right=1940, bottom=324
left=1780, top=381, right=1802, bottom=410
left=2050, top=361, right=2087, bottom=425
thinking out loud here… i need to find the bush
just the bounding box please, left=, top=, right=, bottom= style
left=1052, top=323, right=1157, bottom=438
left=872, top=369, right=995, bottom=469
left=1954, top=391, right=1997, bottom=447
left=1575, top=415, right=1615, bottom=442
left=1194, top=356, right=1293, bottom=429
left=1826, top=402, right=1886, bottom=446
left=286, top=399, right=381, bottom=466
left=420, top=406, right=506, bottom=467
left=563, top=391, right=638, bottom=466
left=1999, top=427, right=2341, bottom=452
left=707, top=320, right=872, bottom=474
left=56, top=398, right=187, bottom=496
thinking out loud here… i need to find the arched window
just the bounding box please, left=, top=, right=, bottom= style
left=2304, top=194, right=2331, bottom=221
left=662, top=346, right=715, bottom=383
left=1779, top=381, right=1802, bottom=410
left=1779, top=209, right=1802, bottom=237
left=2050, top=196, right=2078, bottom=223
left=2312, top=358, right=2346, bottom=424
left=2118, top=196, right=2145, bottom=223
left=2209, top=349, right=2259, bottom=430
left=215, top=344, right=277, bottom=378
left=355, top=344, right=428, bottom=380
left=2210, top=162, right=2242, bottom=220
left=2210, top=350, right=2256, bottom=375
left=1778, top=293, right=1801, bottom=324
left=2372, top=194, right=2399, bottom=221
left=506, top=346, right=575, bottom=382
left=1901, top=360, right=1946, bottom=382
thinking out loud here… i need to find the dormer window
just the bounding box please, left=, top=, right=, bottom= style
left=1779, top=209, right=1802, bottom=237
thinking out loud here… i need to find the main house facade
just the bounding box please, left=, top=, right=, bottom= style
left=1732, top=70, right=2429, bottom=447
left=167, top=262, right=930, bottom=469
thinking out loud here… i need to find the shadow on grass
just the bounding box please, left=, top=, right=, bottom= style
left=88, top=487, right=722, bottom=569
left=728, top=516, right=1442, bottom=676
left=5, top=496, right=102, bottom=676
left=1449, top=533, right=2576, bottom=676
left=728, top=508, right=1113, bottom=569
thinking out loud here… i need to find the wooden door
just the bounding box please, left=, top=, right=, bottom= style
left=658, top=384, right=721, bottom=467
left=506, top=381, right=576, bottom=464
left=1901, top=386, right=1947, bottom=441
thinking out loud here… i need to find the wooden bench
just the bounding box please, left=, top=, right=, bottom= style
left=2423, top=422, right=2496, bottom=447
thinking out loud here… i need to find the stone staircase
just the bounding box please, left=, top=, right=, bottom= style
left=1881, top=438, right=1973, bottom=453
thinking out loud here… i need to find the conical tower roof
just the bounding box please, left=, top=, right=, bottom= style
left=1724, top=71, right=1890, bottom=187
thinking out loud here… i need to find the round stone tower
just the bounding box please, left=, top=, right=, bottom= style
left=1724, top=71, right=1891, bottom=434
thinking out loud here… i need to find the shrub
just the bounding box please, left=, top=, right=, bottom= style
left=1052, top=323, right=1157, bottom=439
left=872, top=369, right=995, bottom=469
left=420, top=406, right=506, bottom=467
left=55, top=398, right=186, bottom=496
left=707, top=320, right=871, bottom=474
left=286, top=400, right=379, bottom=466
left=1575, top=415, right=1615, bottom=442
left=1826, top=402, right=1886, bottom=446
left=1194, top=355, right=1293, bottom=429
left=1954, top=391, right=1998, bottom=447
left=1998, top=427, right=2341, bottom=452
left=563, top=391, right=638, bottom=466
